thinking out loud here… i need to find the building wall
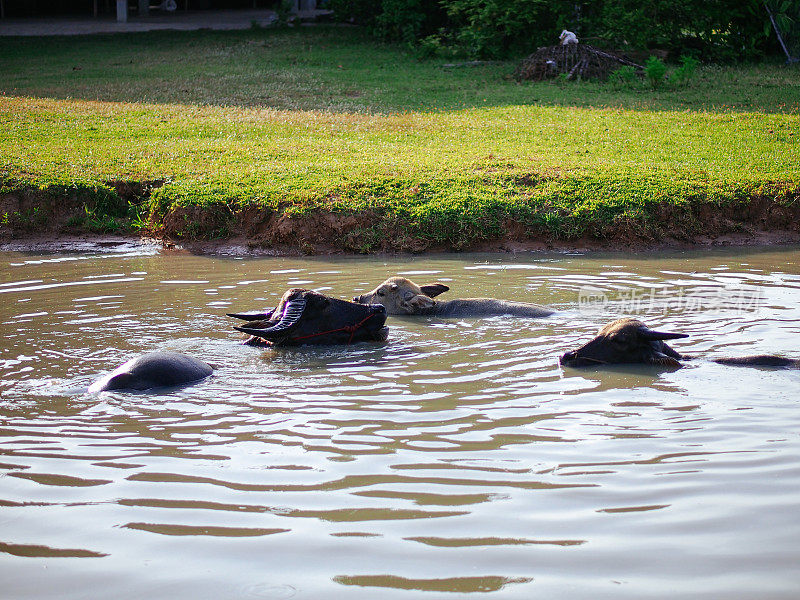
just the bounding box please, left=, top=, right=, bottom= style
left=1, top=0, right=279, bottom=18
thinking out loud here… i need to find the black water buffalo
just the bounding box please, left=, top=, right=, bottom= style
left=88, top=352, right=213, bottom=392
left=560, top=318, right=800, bottom=369
left=353, top=276, right=553, bottom=318
left=229, top=288, right=388, bottom=347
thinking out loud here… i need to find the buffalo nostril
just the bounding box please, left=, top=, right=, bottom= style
left=353, top=296, right=362, bottom=303
left=560, top=351, right=576, bottom=365
left=371, top=304, right=387, bottom=314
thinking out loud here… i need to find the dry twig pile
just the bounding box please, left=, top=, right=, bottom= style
left=514, top=44, right=644, bottom=81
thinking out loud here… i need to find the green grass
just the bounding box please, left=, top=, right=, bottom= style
left=0, top=27, right=798, bottom=249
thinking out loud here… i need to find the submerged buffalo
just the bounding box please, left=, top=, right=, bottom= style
left=229, top=288, right=388, bottom=347
left=89, top=352, right=213, bottom=392
left=560, top=318, right=800, bottom=369
left=353, top=276, right=553, bottom=318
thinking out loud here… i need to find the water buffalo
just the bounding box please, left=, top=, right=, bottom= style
left=228, top=288, right=389, bottom=347
left=88, top=352, right=213, bottom=392
left=353, top=276, right=553, bottom=318
left=560, top=318, right=800, bottom=369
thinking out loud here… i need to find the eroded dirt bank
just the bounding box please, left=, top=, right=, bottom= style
left=2, top=183, right=800, bottom=255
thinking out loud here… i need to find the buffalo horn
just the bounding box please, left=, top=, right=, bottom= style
left=637, top=327, right=689, bottom=341
left=227, top=309, right=275, bottom=321
left=233, top=297, right=307, bottom=339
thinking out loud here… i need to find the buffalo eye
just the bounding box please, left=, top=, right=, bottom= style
left=377, top=289, right=385, bottom=297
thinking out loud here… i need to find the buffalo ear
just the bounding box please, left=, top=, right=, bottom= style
left=420, top=283, right=449, bottom=298
left=637, top=326, right=689, bottom=341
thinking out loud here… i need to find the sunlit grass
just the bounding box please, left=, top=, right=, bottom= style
left=1, top=27, right=798, bottom=246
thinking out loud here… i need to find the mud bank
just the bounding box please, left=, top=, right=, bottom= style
left=4, top=229, right=800, bottom=257
left=2, top=182, right=800, bottom=255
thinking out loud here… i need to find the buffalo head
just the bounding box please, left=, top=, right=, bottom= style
left=353, top=276, right=450, bottom=315
left=560, top=318, right=688, bottom=368
left=228, top=288, right=388, bottom=347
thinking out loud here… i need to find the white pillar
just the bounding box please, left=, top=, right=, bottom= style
left=116, top=0, right=128, bottom=22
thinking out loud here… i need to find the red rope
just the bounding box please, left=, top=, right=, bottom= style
left=289, top=312, right=379, bottom=345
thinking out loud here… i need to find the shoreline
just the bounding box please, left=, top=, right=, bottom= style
left=3, top=181, right=800, bottom=256
left=3, top=229, right=800, bottom=257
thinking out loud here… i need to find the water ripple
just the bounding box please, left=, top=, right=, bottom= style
left=1, top=248, right=800, bottom=599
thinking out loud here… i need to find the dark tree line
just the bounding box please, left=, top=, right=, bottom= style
left=329, top=0, right=800, bottom=61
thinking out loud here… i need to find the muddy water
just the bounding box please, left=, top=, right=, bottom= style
left=1, top=245, right=799, bottom=599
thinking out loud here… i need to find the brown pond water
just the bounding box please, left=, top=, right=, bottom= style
left=1, top=245, right=800, bottom=599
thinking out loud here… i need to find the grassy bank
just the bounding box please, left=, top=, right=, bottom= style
left=1, top=27, right=799, bottom=251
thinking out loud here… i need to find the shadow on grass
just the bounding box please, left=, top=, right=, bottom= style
left=0, top=27, right=797, bottom=115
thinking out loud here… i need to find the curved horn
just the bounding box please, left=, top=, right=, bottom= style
left=233, top=298, right=306, bottom=339
left=227, top=308, right=275, bottom=321
left=637, top=326, right=689, bottom=341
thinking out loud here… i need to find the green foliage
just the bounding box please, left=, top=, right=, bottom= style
left=328, top=0, right=445, bottom=44
left=608, top=65, right=637, bottom=89
left=2, top=207, right=47, bottom=231
left=62, top=188, right=136, bottom=233
left=416, top=32, right=460, bottom=58
left=553, top=72, right=571, bottom=86
left=443, top=0, right=559, bottom=59
left=328, top=0, right=382, bottom=26
left=128, top=201, right=149, bottom=231
left=376, top=0, right=434, bottom=45
left=82, top=204, right=124, bottom=233
left=672, top=55, right=700, bottom=87
left=275, top=0, right=295, bottom=26
left=606, top=56, right=700, bottom=92
left=595, top=0, right=684, bottom=51
left=573, top=0, right=782, bottom=62
left=645, top=56, right=667, bottom=89
left=764, top=0, right=800, bottom=39
left=326, top=0, right=790, bottom=62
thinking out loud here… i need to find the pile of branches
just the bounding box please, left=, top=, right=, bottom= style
left=514, top=44, right=643, bottom=81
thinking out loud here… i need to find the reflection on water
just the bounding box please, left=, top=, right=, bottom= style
left=1, top=247, right=800, bottom=599
left=333, top=574, right=533, bottom=593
